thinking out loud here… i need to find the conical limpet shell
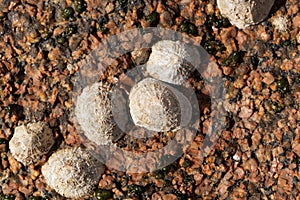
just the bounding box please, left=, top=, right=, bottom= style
left=9, top=122, right=54, bottom=166
left=41, top=147, right=105, bottom=199
left=217, top=0, right=275, bottom=29
left=129, top=78, right=192, bottom=132
left=75, top=81, right=124, bottom=145
left=146, top=40, right=200, bottom=85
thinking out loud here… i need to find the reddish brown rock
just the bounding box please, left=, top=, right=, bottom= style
left=239, top=106, right=253, bottom=119
left=292, top=14, right=300, bottom=28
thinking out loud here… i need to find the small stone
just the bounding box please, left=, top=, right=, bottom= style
left=131, top=48, right=151, bottom=66
left=239, top=106, right=253, bottom=119
left=94, top=188, right=113, bottom=200
left=41, top=147, right=105, bottom=199
left=146, top=40, right=201, bottom=85
left=7, top=153, right=21, bottom=174
left=296, top=32, right=300, bottom=44
left=272, top=15, right=289, bottom=32
left=9, top=122, right=54, bottom=166
left=223, top=66, right=233, bottom=76
left=29, top=166, right=40, bottom=180
left=262, top=72, right=275, bottom=85
left=217, top=0, right=275, bottom=29
left=292, top=14, right=300, bottom=29
left=257, top=25, right=271, bottom=42
left=292, top=129, right=300, bottom=157
left=105, top=2, right=114, bottom=13
left=162, top=194, right=177, bottom=200
left=160, top=11, right=172, bottom=27
left=233, top=152, right=241, bottom=161
left=129, top=78, right=192, bottom=132
left=62, top=7, right=75, bottom=20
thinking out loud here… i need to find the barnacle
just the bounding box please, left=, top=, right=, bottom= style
left=41, top=147, right=105, bottom=199
left=9, top=122, right=54, bottom=166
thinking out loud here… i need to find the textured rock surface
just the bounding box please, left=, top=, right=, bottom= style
left=146, top=40, right=200, bottom=85
left=0, top=0, right=299, bottom=199
left=9, top=122, right=54, bottom=166
left=217, top=0, right=275, bottom=29
left=75, top=82, right=124, bottom=145
left=42, top=147, right=105, bottom=199
left=129, top=78, right=192, bottom=132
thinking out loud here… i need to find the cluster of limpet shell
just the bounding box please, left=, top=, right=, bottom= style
left=7, top=39, right=197, bottom=199
left=8, top=122, right=105, bottom=199
left=75, top=40, right=195, bottom=135
left=128, top=40, right=195, bottom=132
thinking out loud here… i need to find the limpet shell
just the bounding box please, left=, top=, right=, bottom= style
left=129, top=78, right=192, bottom=132
left=146, top=40, right=200, bottom=85
left=75, top=81, right=124, bottom=145
left=9, top=122, right=54, bottom=166
left=217, top=0, right=275, bottom=29
left=42, top=147, right=105, bottom=199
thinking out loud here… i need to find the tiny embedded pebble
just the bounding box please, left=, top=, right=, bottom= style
left=94, top=189, right=113, bottom=200
left=62, top=7, right=75, bottom=20
left=296, top=32, right=300, bottom=44
left=271, top=15, right=289, bottom=32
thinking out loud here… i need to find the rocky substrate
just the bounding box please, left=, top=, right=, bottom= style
left=0, top=0, right=300, bottom=199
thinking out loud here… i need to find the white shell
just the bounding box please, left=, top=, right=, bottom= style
left=75, top=82, right=122, bottom=145
left=9, top=122, right=54, bottom=166
left=129, top=78, right=192, bottom=132
left=41, top=147, right=105, bottom=199
left=146, top=40, right=200, bottom=85
left=217, top=0, right=275, bottom=29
